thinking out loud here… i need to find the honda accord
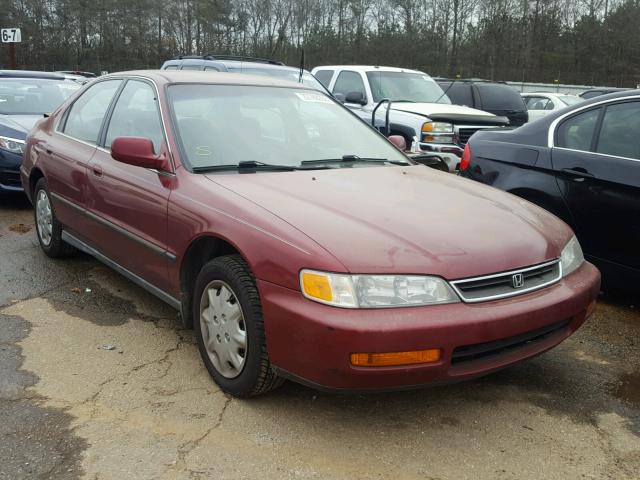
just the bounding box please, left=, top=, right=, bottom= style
left=21, top=71, right=600, bottom=397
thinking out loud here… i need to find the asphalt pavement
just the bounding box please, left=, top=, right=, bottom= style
left=0, top=192, right=638, bottom=480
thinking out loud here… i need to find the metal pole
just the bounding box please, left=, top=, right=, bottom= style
left=8, top=42, right=16, bottom=69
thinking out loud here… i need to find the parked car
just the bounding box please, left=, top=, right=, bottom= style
left=521, top=92, right=582, bottom=122
left=312, top=66, right=509, bottom=171
left=57, top=70, right=97, bottom=78
left=579, top=87, right=631, bottom=100
left=0, top=70, right=81, bottom=193
left=460, top=90, right=639, bottom=294
left=161, top=55, right=326, bottom=91
left=435, top=79, right=529, bottom=127
left=21, top=70, right=599, bottom=396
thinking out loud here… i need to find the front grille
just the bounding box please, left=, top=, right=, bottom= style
left=451, top=319, right=570, bottom=365
left=455, top=127, right=482, bottom=146
left=0, top=169, right=21, bottom=187
left=450, top=259, right=561, bottom=303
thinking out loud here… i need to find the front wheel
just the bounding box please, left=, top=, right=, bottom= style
left=33, top=178, right=75, bottom=258
left=193, top=254, right=283, bottom=397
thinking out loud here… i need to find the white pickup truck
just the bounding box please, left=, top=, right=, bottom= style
left=312, top=65, right=509, bottom=171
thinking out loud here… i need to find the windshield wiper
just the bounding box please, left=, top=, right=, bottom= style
left=301, top=155, right=411, bottom=166
left=191, top=160, right=332, bottom=174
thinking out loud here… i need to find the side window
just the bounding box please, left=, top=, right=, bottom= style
left=556, top=108, right=600, bottom=151
left=204, top=66, right=222, bottom=71
left=180, top=64, right=203, bottom=71
left=332, top=71, right=366, bottom=99
left=105, top=80, right=164, bottom=154
left=164, top=65, right=178, bottom=71
left=314, top=70, right=334, bottom=88
left=526, top=97, right=548, bottom=110
left=596, top=102, right=640, bottom=160
left=63, top=80, right=122, bottom=144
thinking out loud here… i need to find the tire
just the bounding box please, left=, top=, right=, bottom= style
left=33, top=178, right=75, bottom=258
left=193, top=254, right=283, bottom=397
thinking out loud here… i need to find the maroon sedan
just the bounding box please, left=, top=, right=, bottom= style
left=20, top=71, right=600, bottom=397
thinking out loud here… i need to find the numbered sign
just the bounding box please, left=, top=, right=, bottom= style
left=1, top=28, right=22, bottom=43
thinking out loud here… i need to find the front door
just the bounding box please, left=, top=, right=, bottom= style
left=551, top=100, right=640, bottom=276
left=85, top=79, right=174, bottom=292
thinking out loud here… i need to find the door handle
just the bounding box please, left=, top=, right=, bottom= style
left=92, top=165, right=103, bottom=177
left=561, top=167, right=594, bottom=182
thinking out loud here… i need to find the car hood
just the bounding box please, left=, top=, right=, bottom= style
left=0, top=114, right=42, bottom=136
left=206, top=166, right=572, bottom=279
left=391, top=102, right=494, bottom=118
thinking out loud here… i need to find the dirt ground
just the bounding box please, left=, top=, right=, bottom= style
left=1, top=193, right=638, bottom=480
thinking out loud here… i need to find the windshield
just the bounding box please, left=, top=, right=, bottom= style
left=168, top=84, right=408, bottom=170
left=226, top=67, right=325, bottom=92
left=558, top=95, right=582, bottom=106
left=0, top=78, right=80, bottom=115
left=366, top=71, right=451, bottom=104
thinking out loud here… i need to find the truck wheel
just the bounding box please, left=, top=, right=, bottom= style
left=193, top=254, right=283, bottom=397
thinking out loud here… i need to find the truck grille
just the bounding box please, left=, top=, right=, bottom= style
left=451, top=319, right=571, bottom=365
left=450, top=259, right=561, bottom=303
left=455, top=127, right=482, bottom=146
left=0, top=169, right=21, bottom=187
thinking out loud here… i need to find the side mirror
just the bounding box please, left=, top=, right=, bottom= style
left=333, top=92, right=346, bottom=103
left=345, top=91, right=367, bottom=106
left=111, top=137, right=166, bottom=171
left=387, top=135, right=407, bottom=151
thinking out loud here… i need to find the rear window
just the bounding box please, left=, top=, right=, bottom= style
left=476, top=83, right=525, bottom=110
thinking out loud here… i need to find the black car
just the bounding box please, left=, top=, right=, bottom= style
left=436, top=79, right=529, bottom=127
left=579, top=87, right=631, bottom=100
left=460, top=90, right=640, bottom=293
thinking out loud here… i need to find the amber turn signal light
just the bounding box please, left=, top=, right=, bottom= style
left=350, top=349, right=441, bottom=367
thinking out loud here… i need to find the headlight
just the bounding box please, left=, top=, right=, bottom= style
left=300, top=270, right=459, bottom=308
left=421, top=122, right=454, bottom=144
left=560, top=236, right=584, bottom=276
left=422, top=122, right=453, bottom=133
left=0, top=135, right=25, bottom=155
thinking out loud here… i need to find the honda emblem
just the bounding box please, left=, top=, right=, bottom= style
left=511, top=273, right=525, bottom=289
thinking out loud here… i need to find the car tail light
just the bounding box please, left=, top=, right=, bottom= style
left=460, top=144, right=471, bottom=171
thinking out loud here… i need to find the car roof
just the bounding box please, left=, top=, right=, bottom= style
left=313, top=65, right=427, bottom=75
left=435, top=78, right=508, bottom=85
left=104, top=70, right=318, bottom=90
left=0, top=70, right=67, bottom=80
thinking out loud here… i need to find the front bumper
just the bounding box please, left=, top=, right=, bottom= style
left=259, top=262, right=600, bottom=392
left=419, top=142, right=462, bottom=171
left=0, top=150, right=24, bottom=192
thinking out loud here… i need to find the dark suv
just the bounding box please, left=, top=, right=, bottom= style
left=161, top=55, right=325, bottom=91
left=436, top=79, right=528, bottom=127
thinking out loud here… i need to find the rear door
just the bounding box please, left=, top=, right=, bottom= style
left=85, top=79, right=174, bottom=292
left=551, top=100, right=640, bottom=273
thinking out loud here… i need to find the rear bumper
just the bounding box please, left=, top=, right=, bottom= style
left=260, top=262, right=600, bottom=392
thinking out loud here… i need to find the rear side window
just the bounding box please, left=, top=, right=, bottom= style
left=332, top=71, right=366, bottom=98
left=180, top=64, right=203, bottom=71
left=104, top=80, right=164, bottom=153
left=442, top=82, right=473, bottom=107
left=164, top=65, right=178, bottom=70
left=596, top=102, right=640, bottom=160
left=556, top=108, right=601, bottom=151
left=476, top=84, right=525, bottom=111
left=314, top=70, right=334, bottom=88
left=63, top=80, right=122, bottom=144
